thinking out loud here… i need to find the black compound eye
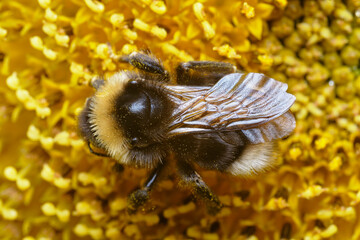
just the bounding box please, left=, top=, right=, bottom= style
left=129, top=80, right=139, bottom=86
left=131, top=137, right=139, bottom=145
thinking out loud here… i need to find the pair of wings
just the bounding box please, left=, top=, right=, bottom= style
left=165, top=73, right=296, bottom=144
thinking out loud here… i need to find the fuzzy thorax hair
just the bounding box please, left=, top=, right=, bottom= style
left=88, top=72, right=131, bottom=164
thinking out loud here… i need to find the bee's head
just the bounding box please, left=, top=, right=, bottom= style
left=78, top=72, right=173, bottom=168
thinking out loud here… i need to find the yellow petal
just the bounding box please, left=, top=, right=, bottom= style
left=236, top=39, right=250, bottom=52
left=320, top=224, right=338, bottom=238
left=256, top=3, right=274, bottom=18
left=247, top=17, right=262, bottom=40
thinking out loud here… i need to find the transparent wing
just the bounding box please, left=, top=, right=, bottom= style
left=165, top=72, right=296, bottom=143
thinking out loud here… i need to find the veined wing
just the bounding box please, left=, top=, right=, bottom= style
left=165, top=73, right=296, bottom=143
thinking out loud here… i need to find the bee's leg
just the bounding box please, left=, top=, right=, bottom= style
left=87, top=142, right=110, bottom=157
left=176, top=61, right=237, bottom=85
left=177, top=161, right=222, bottom=215
left=120, top=52, right=170, bottom=81
left=106, top=44, right=169, bottom=81
left=127, top=163, right=164, bottom=214
left=90, top=77, right=105, bottom=90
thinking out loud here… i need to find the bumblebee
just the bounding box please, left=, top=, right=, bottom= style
left=78, top=51, right=296, bottom=214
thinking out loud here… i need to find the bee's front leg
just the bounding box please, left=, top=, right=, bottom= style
left=177, top=161, right=222, bottom=215
left=90, top=77, right=105, bottom=90
left=175, top=61, right=238, bottom=86
left=120, top=52, right=169, bottom=81
left=87, top=142, right=110, bottom=157
left=127, top=163, right=164, bottom=214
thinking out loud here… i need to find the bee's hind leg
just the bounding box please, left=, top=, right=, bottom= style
left=127, top=163, right=165, bottom=214
left=177, top=161, right=222, bottom=215
left=175, top=61, right=238, bottom=86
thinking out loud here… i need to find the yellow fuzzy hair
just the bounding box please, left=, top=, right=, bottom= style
left=89, top=72, right=132, bottom=164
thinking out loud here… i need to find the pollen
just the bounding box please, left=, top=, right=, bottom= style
left=38, top=0, right=51, bottom=8
left=241, top=2, right=255, bottom=19
left=78, top=172, right=93, bottom=185
left=275, top=0, right=287, bottom=9
left=0, top=27, right=7, bottom=38
left=70, top=62, right=84, bottom=75
left=124, top=224, right=140, bottom=237
left=88, top=228, right=104, bottom=239
left=300, top=185, right=327, bottom=199
left=2, top=208, right=18, bottom=220
left=264, top=197, right=289, bottom=210
left=74, top=224, right=89, bottom=237
left=40, top=136, right=54, bottom=150
left=4, top=166, right=18, bottom=181
left=122, top=44, right=138, bottom=55
left=95, top=43, right=110, bottom=59
left=45, top=8, right=58, bottom=22
left=110, top=13, right=125, bottom=27
left=43, top=47, right=58, bottom=60
left=193, top=2, right=205, bottom=21
left=320, top=224, right=338, bottom=238
left=289, top=147, right=301, bottom=160
left=150, top=25, right=167, bottom=40
left=85, top=0, right=105, bottom=13
left=55, top=34, right=70, bottom=47
left=6, top=72, right=20, bottom=90
left=201, top=21, right=215, bottom=40
left=74, top=201, right=91, bottom=215
left=134, top=19, right=151, bottom=32
left=53, top=177, right=71, bottom=189
left=41, top=202, right=56, bottom=216
left=40, top=164, right=55, bottom=182
left=16, top=89, right=31, bottom=102
left=57, top=209, right=70, bottom=222
left=54, top=131, right=71, bottom=146
left=23, top=237, right=36, bottom=240
left=30, top=36, right=44, bottom=50
left=314, top=137, right=329, bottom=150
left=16, top=178, right=31, bottom=191
left=123, top=28, right=138, bottom=41
left=70, top=139, right=84, bottom=150
left=109, top=197, right=127, bottom=213
left=27, top=125, right=41, bottom=141
left=106, top=228, right=121, bottom=239
left=42, top=22, right=57, bottom=37
left=150, top=1, right=167, bottom=15
left=258, top=54, right=274, bottom=67
left=36, top=106, right=51, bottom=119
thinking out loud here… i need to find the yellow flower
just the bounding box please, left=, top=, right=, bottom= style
left=1, top=0, right=360, bottom=239
left=234, top=1, right=274, bottom=40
